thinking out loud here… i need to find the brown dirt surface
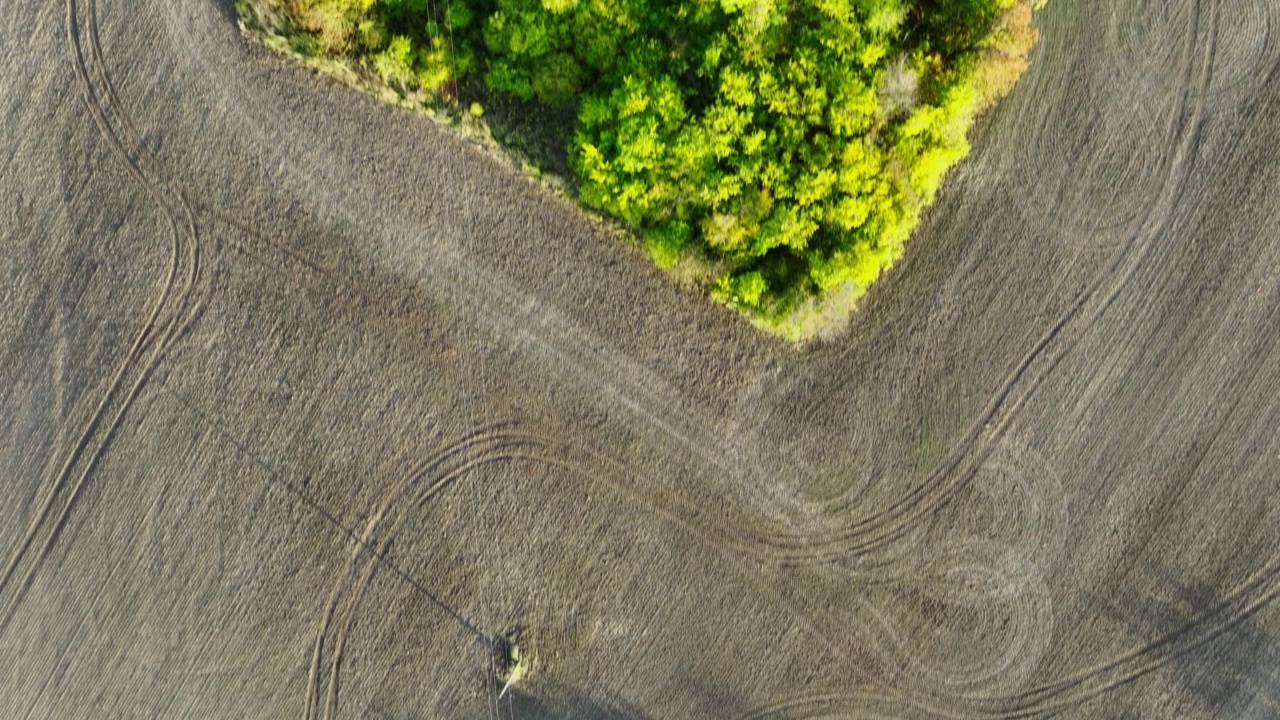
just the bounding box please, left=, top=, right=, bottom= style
left=3, top=0, right=1279, bottom=717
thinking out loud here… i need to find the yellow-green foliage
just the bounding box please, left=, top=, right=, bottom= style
left=251, top=0, right=1042, bottom=339
left=288, top=0, right=373, bottom=53
left=972, top=0, right=1039, bottom=107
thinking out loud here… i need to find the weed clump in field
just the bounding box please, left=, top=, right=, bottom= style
left=492, top=629, right=528, bottom=697
left=238, top=0, right=1041, bottom=342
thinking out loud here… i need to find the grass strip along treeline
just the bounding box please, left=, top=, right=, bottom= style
left=238, top=0, right=1040, bottom=341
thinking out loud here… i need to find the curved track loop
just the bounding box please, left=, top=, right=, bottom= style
left=888, top=542, right=1055, bottom=693
left=735, top=550, right=1280, bottom=718
left=297, top=420, right=932, bottom=719
left=0, top=0, right=210, bottom=631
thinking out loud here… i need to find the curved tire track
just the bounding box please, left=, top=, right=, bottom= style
left=0, top=0, right=210, bottom=631
left=736, top=550, right=1280, bottom=719
left=303, top=423, right=529, bottom=720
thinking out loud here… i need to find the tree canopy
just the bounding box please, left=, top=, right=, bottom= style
left=256, top=0, right=1039, bottom=339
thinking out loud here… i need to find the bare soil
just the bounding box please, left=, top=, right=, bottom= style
left=2, top=0, right=1279, bottom=717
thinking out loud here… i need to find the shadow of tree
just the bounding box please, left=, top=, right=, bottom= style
left=1102, top=567, right=1280, bottom=718
left=497, top=681, right=653, bottom=720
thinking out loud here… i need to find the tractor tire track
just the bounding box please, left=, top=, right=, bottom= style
left=737, top=692, right=944, bottom=720
left=299, top=420, right=806, bottom=719
left=305, top=425, right=541, bottom=720
left=737, top=549, right=1280, bottom=719
left=0, top=0, right=210, bottom=630
left=990, top=555, right=1280, bottom=719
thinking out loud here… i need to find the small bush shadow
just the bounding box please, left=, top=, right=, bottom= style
left=493, top=681, right=652, bottom=720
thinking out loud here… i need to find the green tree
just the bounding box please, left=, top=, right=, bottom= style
left=258, top=0, right=1041, bottom=338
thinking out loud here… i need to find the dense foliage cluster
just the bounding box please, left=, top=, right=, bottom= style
left=255, top=0, right=1038, bottom=338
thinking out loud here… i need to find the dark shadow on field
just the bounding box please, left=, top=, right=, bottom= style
left=1102, top=568, right=1280, bottom=717
left=484, top=674, right=752, bottom=719
left=497, top=681, right=652, bottom=720
left=210, top=0, right=239, bottom=26
left=461, top=77, right=580, bottom=189
left=217, top=0, right=578, bottom=189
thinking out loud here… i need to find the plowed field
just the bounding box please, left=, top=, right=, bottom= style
left=2, top=0, right=1278, bottom=716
